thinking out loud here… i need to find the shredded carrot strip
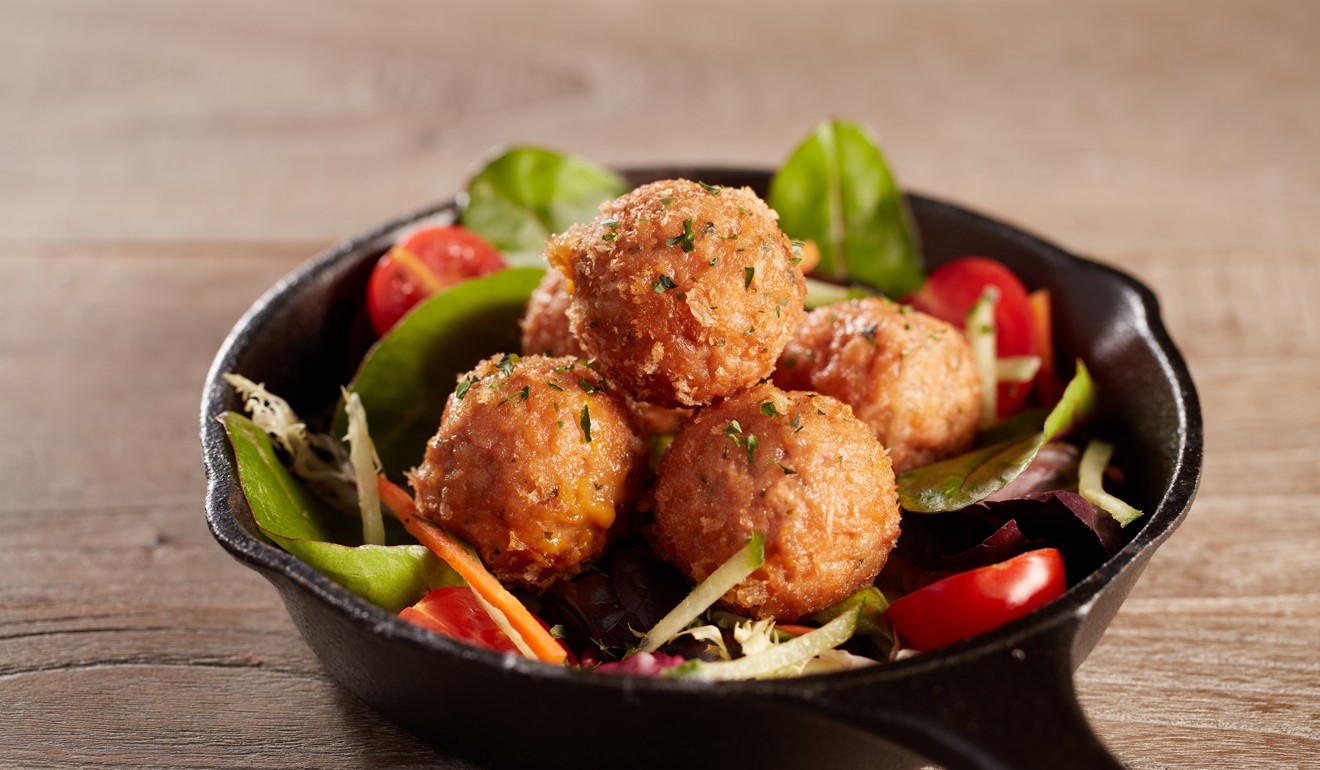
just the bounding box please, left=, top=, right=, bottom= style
left=1028, top=289, right=1061, bottom=404
left=774, top=624, right=817, bottom=637
left=377, top=475, right=567, bottom=665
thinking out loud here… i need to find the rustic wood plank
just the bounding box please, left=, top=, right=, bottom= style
left=4, top=667, right=464, bottom=769
left=1, top=0, right=1316, bottom=254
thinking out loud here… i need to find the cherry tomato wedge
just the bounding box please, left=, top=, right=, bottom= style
left=886, top=548, right=1066, bottom=651
left=398, top=586, right=521, bottom=654
left=905, top=256, right=1038, bottom=417
left=367, top=225, right=506, bottom=336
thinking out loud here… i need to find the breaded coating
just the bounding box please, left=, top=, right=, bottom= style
left=410, top=354, right=647, bottom=591
left=647, top=384, right=900, bottom=621
left=548, top=179, right=806, bottom=408
left=520, top=269, right=690, bottom=437
left=775, top=298, right=980, bottom=473
left=520, top=269, right=585, bottom=359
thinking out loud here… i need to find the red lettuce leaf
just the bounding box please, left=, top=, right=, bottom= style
left=540, top=543, right=689, bottom=658
left=898, top=490, right=1125, bottom=584
left=594, top=652, right=687, bottom=677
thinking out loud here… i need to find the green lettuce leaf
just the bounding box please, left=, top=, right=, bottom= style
left=223, top=412, right=459, bottom=612
left=813, top=586, right=892, bottom=644
left=461, top=147, right=628, bottom=265
left=337, top=267, right=545, bottom=479
left=768, top=119, right=922, bottom=297
left=898, top=361, right=1096, bottom=512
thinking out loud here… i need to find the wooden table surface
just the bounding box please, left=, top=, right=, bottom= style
left=3, top=1, right=1317, bottom=767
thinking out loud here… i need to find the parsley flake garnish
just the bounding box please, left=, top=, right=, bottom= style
left=723, top=420, right=760, bottom=464
left=653, top=273, right=678, bottom=292
left=517, top=385, right=530, bottom=402
left=861, top=324, right=878, bottom=345
left=744, top=266, right=755, bottom=289
left=742, top=434, right=760, bottom=464
left=788, top=243, right=804, bottom=265
left=778, top=464, right=796, bottom=475
left=496, top=353, right=520, bottom=377
left=660, top=196, right=675, bottom=207
left=455, top=378, right=476, bottom=400
left=698, top=181, right=722, bottom=195
left=601, top=231, right=619, bottom=242
left=760, top=401, right=782, bottom=417
left=579, top=378, right=602, bottom=394
left=579, top=405, right=593, bottom=443
left=665, top=218, right=696, bottom=252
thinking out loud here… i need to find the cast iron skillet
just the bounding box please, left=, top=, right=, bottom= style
left=202, top=168, right=1201, bottom=770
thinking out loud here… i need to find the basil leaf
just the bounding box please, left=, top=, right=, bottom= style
left=897, top=362, right=1096, bottom=512
left=223, top=412, right=459, bottom=612
left=461, top=147, right=628, bottom=265
left=768, top=119, right=923, bottom=298
left=338, top=268, right=544, bottom=480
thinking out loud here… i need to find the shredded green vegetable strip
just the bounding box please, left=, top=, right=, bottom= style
left=342, top=389, right=386, bottom=546
left=967, top=287, right=999, bottom=429
left=638, top=534, right=765, bottom=654
left=1079, top=439, right=1145, bottom=527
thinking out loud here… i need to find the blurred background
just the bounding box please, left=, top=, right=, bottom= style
left=2, top=1, right=1317, bottom=768
left=6, top=0, right=1315, bottom=252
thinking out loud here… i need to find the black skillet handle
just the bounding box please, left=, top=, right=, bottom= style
left=789, top=620, right=1126, bottom=770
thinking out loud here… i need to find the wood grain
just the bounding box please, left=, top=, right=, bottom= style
left=2, top=0, right=1318, bottom=768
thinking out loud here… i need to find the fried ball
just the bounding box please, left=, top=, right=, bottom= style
left=548, top=179, right=806, bottom=407
left=775, top=298, right=980, bottom=474
left=520, top=269, right=584, bottom=359
left=410, top=354, right=647, bottom=591
left=647, top=384, right=900, bottom=621
left=519, top=269, right=691, bottom=438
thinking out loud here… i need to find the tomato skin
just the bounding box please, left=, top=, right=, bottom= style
left=398, top=586, right=521, bottom=654
left=906, top=256, right=1038, bottom=416
left=367, top=225, right=506, bottom=336
left=886, top=548, right=1066, bottom=652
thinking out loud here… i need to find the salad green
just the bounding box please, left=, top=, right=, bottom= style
left=333, top=267, right=543, bottom=480
left=461, top=147, right=628, bottom=265
left=768, top=119, right=922, bottom=297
